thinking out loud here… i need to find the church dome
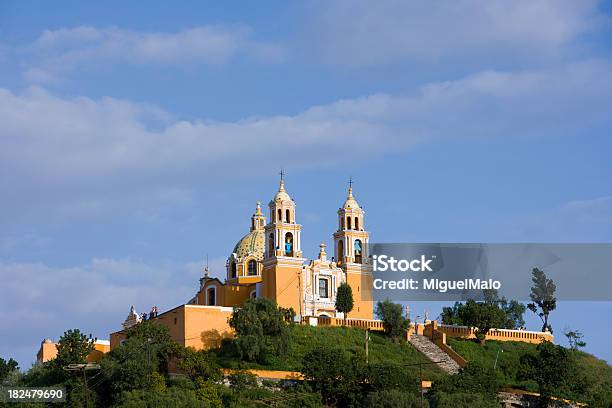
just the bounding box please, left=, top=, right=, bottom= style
left=232, top=229, right=265, bottom=260
left=342, top=186, right=361, bottom=210
left=272, top=179, right=292, bottom=203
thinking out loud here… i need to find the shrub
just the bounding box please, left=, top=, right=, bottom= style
left=113, top=387, right=207, bottom=408
left=178, top=347, right=221, bottom=381
left=301, top=347, right=366, bottom=407
left=365, top=389, right=424, bottom=408
left=428, top=392, right=499, bottom=408
left=429, top=362, right=499, bottom=399
left=194, top=377, right=224, bottom=408
left=366, top=362, right=419, bottom=393
left=228, top=370, right=258, bottom=390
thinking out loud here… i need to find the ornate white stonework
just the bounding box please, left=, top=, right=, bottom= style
left=122, top=305, right=142, bottom=329
left=301, top=242, right=346, bottom=317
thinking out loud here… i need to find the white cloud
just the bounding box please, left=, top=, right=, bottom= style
left=514, top=196, right=612, bottom=241
left=305, top=0, right=608, bottom=66
left=23, top=25, right=286, bottom=83
left=1, top=60, right=611, bottom=224
left=0, top=257, right=206, bottom=367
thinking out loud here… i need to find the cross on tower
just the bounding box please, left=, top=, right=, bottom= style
left=279, top=168, right=285, bottom=181
left=348, top=176, right=353, bottom=188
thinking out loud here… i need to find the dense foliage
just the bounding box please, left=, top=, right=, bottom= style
left=375, top=300, right=409, bottom=341
left=0, top=357, right=19, bottom=382
left=53, top=329, right=95, bottom=369
left=8, top=296, right=609, bottom=407
left=441, top=290, right=527, bottom=343
left=301, top=347, right=422, bottom=407
left=449, top=338, right=612, bottom=407
left=441, top=299, right=507, bottom=343
left=228, top=297, right=291, bottom=363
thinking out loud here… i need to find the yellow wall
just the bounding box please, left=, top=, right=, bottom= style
left=183, top=305, right=234, bottom=349
left=262, top=260, right=303, bottom=314
left=197, top=280, right=254, bottom=307
left=37, top=340, right=110, bottom=363
left=110, top=305, right=234, bottom=352
left=346, top=271, right=374, bottom=320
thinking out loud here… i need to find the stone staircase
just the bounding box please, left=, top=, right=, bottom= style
left=408, top=334, right=461, bottom=374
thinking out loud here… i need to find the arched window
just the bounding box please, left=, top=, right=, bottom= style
left=337, top=240, right=344, bottom=263
left=355, top=217, right=359, bottom=230
left=347, top=217, right=352, bottom=230
left=354, top=239, right=363, bottom=264
left=286, top=209, right=291, bottom=223
left=230, top=262, right=237, bottom=278
left=284, top=233, right=294, bottom=256
left=277, top=209, right=282, bottom=222
left=207, top=287, right=216, bottom=306
left=340, top=217, right=345, bottom=230
left=268, top=233, right=275, bottom=257
left=248, top=260, right=257, bottom=276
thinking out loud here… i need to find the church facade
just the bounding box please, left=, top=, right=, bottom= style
left=192, top=177, right=373, bottom=320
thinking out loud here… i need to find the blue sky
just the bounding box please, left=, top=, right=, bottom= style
left=1, top=0, right=612, bottom=367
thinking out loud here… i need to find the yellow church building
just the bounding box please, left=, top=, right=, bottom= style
left=110, top=177, right=374, bottom=350
left=39, top=177, right=552, bottom=361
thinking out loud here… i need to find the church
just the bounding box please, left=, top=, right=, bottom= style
left=108, top=177, right=374, bottom=351
left=192, top=176, right=373, bottom=320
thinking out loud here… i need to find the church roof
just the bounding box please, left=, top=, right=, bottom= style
left=342, top=186, right=361, bottom=210
left=272, top=179, right=292, bottom=203
left=232, top=229, right=265, bottom=260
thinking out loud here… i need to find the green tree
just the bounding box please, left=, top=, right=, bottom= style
left=564, top=329, right=586, bottom=351
left=53, top=329, right=95, bottom=369
left=100, top=321, right=181, bottom=398
left=335, top=282, right=354, bottom=325
left=194, top=377, right=224, bottom=408
left=483, top=289, right=526, bottom=329
left=441, top=299, right=506, bottom=344
left=365, top=361, right=419, bottom=394
left=177, top=347, right=221, bottom=382
left=365, top=389, right=423, bottom=408
left=429, top=362, right=499, bottom=400
left=228, top=298, right=290, bottom=363
left=113, top=387, right=207, bottom=408
left=375, top=300, right=409, bottom=342
left=0, top=357, right=19, bottom=382
left=519, top=341, right=574, bottom=407
left=301, top=347, right=366, bottom=407
left=428, top=393, right=499, bottom=408
left=443, top=290, right=526, bottom=331
left=527, top=267, right=557, bottom=333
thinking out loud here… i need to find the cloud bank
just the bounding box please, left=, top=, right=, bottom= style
left=2, top=60, right=611, bottom=223
left=23, top=25, right=286, bottom=83
left=306, top=0, right=608, bottom=65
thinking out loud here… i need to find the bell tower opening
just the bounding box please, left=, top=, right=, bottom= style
left=354, top=239, right=362, bottom=264
left=284, top=233, right=294, bottom=256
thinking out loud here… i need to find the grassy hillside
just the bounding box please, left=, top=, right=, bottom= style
left=448, top=338, right=612, bottom=402
left=213, top=325, right=444, bottom=380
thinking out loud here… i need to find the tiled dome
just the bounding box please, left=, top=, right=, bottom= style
left=232, top=230, right=265, bottom=260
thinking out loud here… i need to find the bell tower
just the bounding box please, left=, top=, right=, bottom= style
left=262, top=172, right=305, bottom=316
left=333, top=180, right=373, bottom=319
